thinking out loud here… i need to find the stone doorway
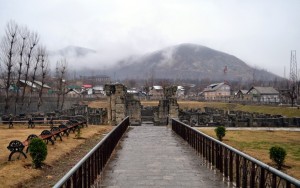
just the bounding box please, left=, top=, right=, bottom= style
left=141, top=106, right=154, bottom=123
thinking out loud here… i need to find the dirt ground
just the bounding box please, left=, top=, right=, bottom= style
left=0, top=124, right=112, bottom=188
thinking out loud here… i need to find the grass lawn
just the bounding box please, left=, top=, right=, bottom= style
left=0, top=124, right=112, bottom=187
left=198, top=128, right=300, bottom=179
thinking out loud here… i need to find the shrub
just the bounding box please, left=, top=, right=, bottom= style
left=75, top=127, right=81, bottom=138
left=269, top=146, right=286, bottom=170
left=214, top=126, right=226, bottom=141
left=28, top=138, right=47, bottom=168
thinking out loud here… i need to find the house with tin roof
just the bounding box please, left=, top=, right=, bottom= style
left=247, top=86, right=280, bottom=103
left=203, top=82, right=231, bottom=100
left=149, top=85, right=164, bottom=99
left=234, top=89, right=251, bottom=100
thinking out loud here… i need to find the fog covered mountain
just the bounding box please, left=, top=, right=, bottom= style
left=53, top=45, right=96, bottom=57
left=109, top=43, right=279, bottom=81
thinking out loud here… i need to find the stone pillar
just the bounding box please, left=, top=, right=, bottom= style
left=115, top=84, right=127, bottom=124
left=126, top=94, right=142, bottom=126
left=105, top=83, right=127, bottom=126
left=154, top=86, right=179, bottom=126
left=155, top=99, right=169, bottom=126
left=169, top=97, right=179, bottom=119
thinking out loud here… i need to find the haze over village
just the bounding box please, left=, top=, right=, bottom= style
left=0, top=1, right=300, bottom=187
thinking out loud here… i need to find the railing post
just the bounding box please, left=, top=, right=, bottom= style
left=242, top=157, right=247, bottom=188
left=220, top=146, right=223, bottom=173
left=200, top=135, right=203, bottom=155
left=260, top=168, right=265, bottom=188
left=83, top=161, right=87, bottom=188
left=224, top=148, right=228, bottom=178
left=212, top=141, right=215, bottom=166
left=236, top=155, right=240, bottom=187
left=208, top=138, right=212, bottom=163
left=72, top=172, right=77, bottom=188
left=250, top=162, right=256, bottom=188
left=229, top=150, right=233, bottom=182
left=216, top=143, right=219, bottom=169
left=78, top=166, right=82, bottom=188
left=272, top=173, right=276, bottom=188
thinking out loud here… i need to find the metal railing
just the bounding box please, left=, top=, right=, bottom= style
left=53, top=117, right=130, bottom=188
left=172, top=119, right=300, bottom=188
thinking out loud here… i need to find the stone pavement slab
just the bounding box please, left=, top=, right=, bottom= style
left=94, top=123, right=233, bottom=188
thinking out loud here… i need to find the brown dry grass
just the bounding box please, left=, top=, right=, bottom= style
left=88, top=100, right=160, bottom=108
left=88, top=101, right=109, bottom=108
left=0, top=124, right=112, bottom=188
left=141, top=101, right=159, bottom=107
left=198, top=128, right=300, bottom=179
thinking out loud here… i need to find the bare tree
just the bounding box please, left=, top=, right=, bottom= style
left=20, top=31, right=39, bottom=110
left=0, top=21, right=18, bottom=113
left=55, top=59, right=67, bottom=110
left=27, top=45, right=43, bottom=107
left=14, top=26, right=29, bottom=114
left=37, top=47, right=49, bottom=111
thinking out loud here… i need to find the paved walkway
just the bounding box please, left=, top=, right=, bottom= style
left=94, top=122, right=232, bottom=188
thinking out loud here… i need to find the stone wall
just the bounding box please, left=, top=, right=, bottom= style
left=179, top=107, right=300, bottom=127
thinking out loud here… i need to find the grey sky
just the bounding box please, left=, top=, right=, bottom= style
left=1, top=0, right=300, bottom=77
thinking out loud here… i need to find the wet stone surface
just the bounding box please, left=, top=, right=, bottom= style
left=94, top=123, right=232, bottom=188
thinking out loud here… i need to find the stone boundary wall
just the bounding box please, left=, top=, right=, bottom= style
left=179, top=107, right=300, bottom=127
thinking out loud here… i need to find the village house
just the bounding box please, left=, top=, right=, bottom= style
left=149, top=85, right=164, bottom=99
left=93, top=85, right=105, bottom=95
left=247, top=86, right=280, bottom=103
left=235, top=89, right=252, bottom=100
left=176, top=86, right=185, bottom=98
left=17, top=80, right=38, bottom=93
left=33, top=80, right=51, bottom=93
left=203, top=82, right=231, bottom=100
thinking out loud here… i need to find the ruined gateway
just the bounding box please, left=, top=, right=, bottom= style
left=104, top=83, right=179, bottom=126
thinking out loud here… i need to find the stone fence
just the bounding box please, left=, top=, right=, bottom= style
left=179, top=107, right=300, bottom=127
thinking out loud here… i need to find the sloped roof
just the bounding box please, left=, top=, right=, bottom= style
left=203, top=82, right=229, bottom=92
left=68, top=85, right=81, bottom=89
left=19, top=80, right=37, bottom=88
left=33, top=80, right=51, bottom=89
left=238, top=90, right=248, bottom=94
left=177, top=86, right=185, bottom=90
left=127, top=89, right=139, bottom=94
left=93, top=86, right=104, bottom=90
left=248, top=87, right=279, bottom=94
left=82, top=84, right=92, bottom=88
left=153, top=85, right=163, bottom=90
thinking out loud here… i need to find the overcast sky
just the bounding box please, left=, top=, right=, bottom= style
left=1, top=0, right=300, bottom=77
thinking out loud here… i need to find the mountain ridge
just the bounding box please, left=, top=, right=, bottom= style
left=110, top=43, right=279, bottom=81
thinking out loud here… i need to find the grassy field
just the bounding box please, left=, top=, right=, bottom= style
left=0, top=124, right=112, bottom=187
left=198, top=128, right=300, bottom=179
